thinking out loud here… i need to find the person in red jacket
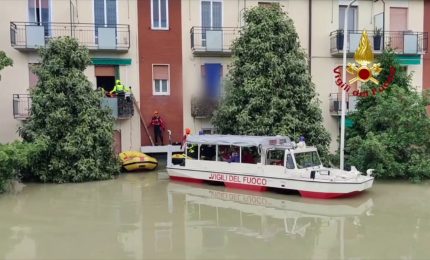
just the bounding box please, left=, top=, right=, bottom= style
left=150, top=111, right=165, bottom=145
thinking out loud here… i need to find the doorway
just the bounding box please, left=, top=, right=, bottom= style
left=390, top=7, right=408, bottom=52
left=95, top=65, right=116, bottom=92
left=96, top=76, right=115, bottom=92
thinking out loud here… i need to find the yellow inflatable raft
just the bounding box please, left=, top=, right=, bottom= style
left=172, top=153, right=186, bottom=165
left=119, top=151, right=158, bottom=172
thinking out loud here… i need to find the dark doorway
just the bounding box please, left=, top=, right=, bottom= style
left=96, top=76, right=115, bottom=92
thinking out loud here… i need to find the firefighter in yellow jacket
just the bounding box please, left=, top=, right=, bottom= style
left=110, top=80, right=130, bottom=96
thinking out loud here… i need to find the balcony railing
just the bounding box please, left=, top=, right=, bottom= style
left=190, top=26, right=240, bottom=57
left=10, top=22, right=130, bottom=52
left=191, top=96, right=219, bottom=118
left=13, top=94, right=32, bottom=120
left=101, top=95, right=134, bottom=119
left=12, top=93, right=133, bottom=120
left=329, top=93, right=357, bottom=116
left=330, top=30, right=428, bottom=56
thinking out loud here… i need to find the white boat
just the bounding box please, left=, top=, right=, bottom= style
left=166, top=135, right=374, bottom=199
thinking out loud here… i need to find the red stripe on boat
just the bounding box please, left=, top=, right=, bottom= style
left=170, top=176, right=204, bottom=183
left=299, top=191, right=360, bottom=199
left=224, top=182, right=267, bottom=192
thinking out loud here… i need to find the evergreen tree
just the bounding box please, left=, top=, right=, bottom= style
left=212, top=4, right=330, bottom=156
left=20, top=37, right=120, bottom=183
left=346, top=49, right=430, bottom=181
left=0, top=51, right=13, bottom=80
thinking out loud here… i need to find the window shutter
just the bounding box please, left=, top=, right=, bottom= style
left=153, top=65, right=169, bottom=80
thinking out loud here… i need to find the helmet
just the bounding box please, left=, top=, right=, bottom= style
left=116, top=80, right=121, bottom=85
left=185, top=128, right=191, bottom=134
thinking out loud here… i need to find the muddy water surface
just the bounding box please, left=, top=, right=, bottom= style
left=0, top=170, right=429, bottom=260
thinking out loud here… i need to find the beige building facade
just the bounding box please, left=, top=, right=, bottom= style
left=182, top=0, right=426, bottom=152
left=0, top=0, right=141, bottom=152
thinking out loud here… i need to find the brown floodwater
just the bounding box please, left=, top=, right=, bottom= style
left=0, top=170, right=429, bottom=260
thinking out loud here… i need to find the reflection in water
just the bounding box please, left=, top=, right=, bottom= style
left=167, top=182, right=373, bottom=260
left=0, top=172, right=429, bottom=260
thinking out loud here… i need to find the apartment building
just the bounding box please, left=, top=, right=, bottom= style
left=0, top=0, right=427, bottom=153
left=0, top=0, right=141, bottom=153
left=137, top=0, right=183, bottom=146
left=182, top=0, right=427, bottom=151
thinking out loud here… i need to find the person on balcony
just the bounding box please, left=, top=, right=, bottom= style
left=109, top=80, right=130, bottom=96
left=150, top=111, right=165, bottom=146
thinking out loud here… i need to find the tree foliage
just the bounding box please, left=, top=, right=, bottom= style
left=0, top=51, right=13, bottom=71
left=0, top=142, right=45, bottom=193
left=346, top=49, right=430, bottom=181
left=20, top=37, right=120, bottom=183
left=212, top=5, right=330, bottom=157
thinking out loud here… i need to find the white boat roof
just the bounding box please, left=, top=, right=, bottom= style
left=186, top=134, right=292, bottom=147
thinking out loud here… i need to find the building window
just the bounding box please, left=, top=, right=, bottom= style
left=28, top=0, right=51, bottom=36
left=258, top=2, right=276, bottom=8
left=153, top=65, right=170, bottom=95
left=94, top=0, right=117, bottom=39
left=201, top=0, right=222, bottom=46
left=201, top=63, right=223, bottom=97
left=339, top=5, right=358, bottom=31
left=151, top=0, right=169, bottom=29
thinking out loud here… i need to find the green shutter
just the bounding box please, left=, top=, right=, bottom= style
left=91, top=58, right=132, bottom=66
left=396, top=55, right=421, bottom=65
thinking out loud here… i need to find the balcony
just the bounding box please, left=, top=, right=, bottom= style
left=13, top=94, right=32, bottom=120
left=10, top=22, right=130, bottom=52
left=330, top=30, right=428, bottom=56
left=101, top=95, right=134, bottom=119
left=12, top=94, right=133, bottom=120
left=190, top=27, right=240, bottom=57
left=329, top=93, right=357, bottom=116
left=191, top=96, right=219, bottom=118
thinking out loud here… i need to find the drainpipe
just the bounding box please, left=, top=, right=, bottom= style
left=340, top=0, right=358, bottom=171
left=308, top=0, right=312, bottom=74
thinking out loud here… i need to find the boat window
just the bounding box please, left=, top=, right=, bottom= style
left=295, top=151, right=321, bottom=169
left=200, top=144, right=216, bottom=161
left=218, top=145, right=240, bottom=163
left=266, top=150, right=285, bottom=166
left=186, top=143, right=198, bottom=160
left=241, top=146, right=260, bottom=164
left=286, top=154, right=295, bottom=169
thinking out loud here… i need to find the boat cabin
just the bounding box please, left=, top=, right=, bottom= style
left=171, top=135, right=322, bottom=170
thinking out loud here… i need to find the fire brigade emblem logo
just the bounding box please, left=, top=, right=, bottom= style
left=346, top=31, right=382, bottom=84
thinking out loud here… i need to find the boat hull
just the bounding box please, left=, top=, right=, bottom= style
left=167, top=167, right=373, bottom=199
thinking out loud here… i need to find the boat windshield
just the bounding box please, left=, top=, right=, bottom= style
left=294, top=151, right=321, bottom=169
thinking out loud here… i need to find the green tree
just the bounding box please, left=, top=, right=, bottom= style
left=0, top=51, right=13, bottom=80
left=20, top=37, right=120, bottom=183
left=212, top=4, right=330, bottom=156
left=346, top=49, right=430, bottom=181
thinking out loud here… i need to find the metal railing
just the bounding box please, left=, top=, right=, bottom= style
left=329, top=93, right=357, bottom=115
left=12, top=93, right=133, bottom=120
left=13, top=94, right=32, bottom=120
left=10, top=22, right=130, bottom=51
left=329, top=30, right=428, bottom=55
left=191, top=96, right=219, bottom=118
left=101, top=94, right=134, bottom=119
left=190, top=26, right=240, bottom=56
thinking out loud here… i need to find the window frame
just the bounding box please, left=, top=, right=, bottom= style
left=339, top=5, right=358, bottom=31
left=152, top=64, right=171, bottom=96
left=151, top=0, right=169, bottom=30
left=201, top=0, right=223, bottom=28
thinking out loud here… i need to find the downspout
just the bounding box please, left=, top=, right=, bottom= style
left=308, top=0, right=312, bottom=74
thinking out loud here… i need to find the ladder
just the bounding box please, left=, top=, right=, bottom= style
left=131, top=95, right=155, bottom=146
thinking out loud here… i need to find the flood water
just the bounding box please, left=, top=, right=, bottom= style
left=0, top=170, right=429, bottom=260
